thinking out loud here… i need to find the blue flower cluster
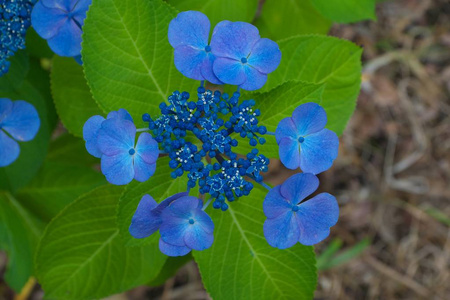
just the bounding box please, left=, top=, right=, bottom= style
left=81, top=11, right=341, bottom=255
left=0, top=98, right=40, bottom=167
left=31, top=0, right=91, bottom=62
left=0, top=0, right=36, bottom=76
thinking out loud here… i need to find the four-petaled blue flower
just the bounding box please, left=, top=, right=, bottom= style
left=83, top=109, right=159, bottom=185
left=0, top=98, right=40, bottom=167
left=31, top=0, right=92, bottom=60
left=210, top=21, right=281, bottom=91
left=276, top=103, right=339, bottom=174
left=169, top=11, right=222, bottom=84
left=159, top=195, right=214, bottom=256
left=263, top=173, right=339, bottom=248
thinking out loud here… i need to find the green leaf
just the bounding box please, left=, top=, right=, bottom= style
left=44, top=134, right=99, bottom=167
left=264, top=35, right=362, bottom=136
left=0, top=51, right=55, bottom=191
left=311, top=0, right=376, bottom=23
left=82, top=0, right=198, bottom=128
left=167, top=0, right=258, bottom=27
left=147, top=254, right=193, bottom=286
left=193, top=185, right=317, bottom=299
left=0, top=192, right=44, bottom=292
left=235, top=81, right=324, bottom=157
left=117, top=157, right=189, bottom=246
left=254, top=0, right=331, bottom=39
left=35, top=185, right=167, bottom=300
left=16, top=136, right=106, bottom=221
left=52, top=55, right=103, bottom=137
left=25, top=27, right=53, bottom=59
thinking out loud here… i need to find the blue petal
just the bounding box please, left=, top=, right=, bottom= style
left=263, top=185, right=292, bottom=219
left=72, top=0, right=91, bottom=27
left=0, top=130, right=20, bottom=167
left=263, top=210, right=300, bottom=249
left=168, top=11, right=210, bottom=49
left=280, top=173, right=319, bottom=205
left=297, top=193, right=339, bottom=246
left=174, top=45, right=208, bottom=81
left=278, top=137, right=300, bottom=170
left=159, top=238, right=191, bottom=257
left=153, top=192, right=189, bottom=214
left=31, top=1, right=68, bottom=39
left=41, top=0, right=72, bottom=10
left=213, top=57, right=246, bottom=86
left=248, top=38, right=281, bottom=74
left=47, top=18, right=82, bottom=57
left=83, top=115, right=105, bottom=158
left=184, top=211, right=214, bottom=251
left=0, top=98, right=13, bottom=123
left=97, top=118, right=135, bottom=156
left=292, top=103, right=327, bottom=136
left=275, top=117, right=297, bottom=143
left=100, top=152, right=134, bottom=185
left=129, top=195, right=159, bottom=239
left=211, top=21, right=260, bottom=60
left=239, top=66, right=267, bottom=91
left=133, top=156, right=156, bottom=182
left=1, top=100, right=40, bottom=142
left=200, top=53, right=223, bottom=85
left=107, top=108, right=133, bottom=122
left=74, top=55, right=83, bottom=65
left=135, top=132, right=159, bottom=164
left=299, top=129, right=339, bottom=174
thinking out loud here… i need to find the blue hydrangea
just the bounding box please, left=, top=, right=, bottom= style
left=275, top=103, right=339, bottom=174
left=0, top=0, right=36, bottom=76
left=263, top=173, right=339, bottom=248
left=31, top=0, right=91, bottom=60
left=210, top=21, right=281, bottom=90
left=0, top=98, right=40, bottom=167
left=83, top=109, right=159, bottom=185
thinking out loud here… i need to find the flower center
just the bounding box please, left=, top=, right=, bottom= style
left=189, top=218, right=195, bottom=224
left=292, top=205, right=299, bottom=212
left=128, top=148, right=136, bottom=155
left=204, top=45, right=211, bottom=52
left=241, top=57, right=248, bottom=64
left=298, top=136, right=305, bottom=143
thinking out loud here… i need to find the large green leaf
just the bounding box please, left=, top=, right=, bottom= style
left=235, top=81, right=324, bottom=157
left=0, top=192, right=44, bottom=292
left=193, top=185, right=317, bottom=299
left=264, top=35, right=362, bottom=136
left=0, top=51, right=55, bottom=191
left=147, top=254, right=193, bottom=286
left=82, top=0, right=198, bottom=128
left=167, top=0, right=258, bottom=27
left=16, top=135, right=106, bottom=221
left=35, top=185, right=166, bottom=300
left=311, top=0, right=376, bottom=23
left=117, top=157, right=189, bottom=246
left=52, top=56, right=103, bottom=137
left=254, top=0, right=331, bottom=39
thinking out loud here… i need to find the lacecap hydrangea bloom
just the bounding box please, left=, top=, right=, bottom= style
left=83, top=11, right=340, bottom=256
left=0, top=0, right=36, bottom=76
left=31, top=0, right=92, bottom=62
left=0, top=98, right=40, bottom=167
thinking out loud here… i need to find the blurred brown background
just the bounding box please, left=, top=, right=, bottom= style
left=2, top=0, right=449, bottom=299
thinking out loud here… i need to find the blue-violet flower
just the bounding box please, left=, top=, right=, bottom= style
left=0, top=98, right=40, bottom=167
left=31, top=0, right=91, bottom=59
left=263, top=173, right=339, bottom=248
left=275, top=103, right=339, bottom=174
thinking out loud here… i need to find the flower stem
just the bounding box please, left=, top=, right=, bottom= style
left=137, top=128, right=149, bottom=132
left=259, top=181, right=272, bottom=191
left=202, top=197, right=213, bottom=210
left=265, top=131, right=276, bottom=136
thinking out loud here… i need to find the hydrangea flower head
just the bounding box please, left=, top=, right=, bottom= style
left=0, top=0, right=36, bottom=75
left=31, top=0, right=92, bottom=58
left=210, top=21, right=281, bottom=91
left=82, top=109, right=159, bottom=185
left=0, top=98, right=40, bottom=167
left=129, top=192, right=188, bottom=239
left=263, top=173, right=339, bottom=249
left=276, top=103, right=339, bottom=174
left=168, top=11, right=221, bottom=84
left=159, top=195, right=214, bottom=256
